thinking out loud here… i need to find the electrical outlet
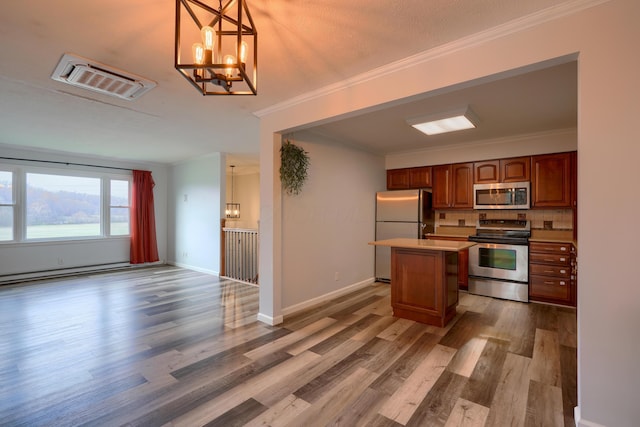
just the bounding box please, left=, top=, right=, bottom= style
left=439, top=212, right=446, bottom=220
left=334, top=272, right=339, bottom=281
left=183, top=194, right=188, bottom=202
left=544, top=221, right=553, bottom=230
left=458, top=219, right=465, bottom=226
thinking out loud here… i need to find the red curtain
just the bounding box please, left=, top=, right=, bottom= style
left=130, top=170, right=159, bottom=264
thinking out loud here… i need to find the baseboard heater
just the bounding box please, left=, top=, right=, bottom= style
left=0, top=262, right=162, bottom=285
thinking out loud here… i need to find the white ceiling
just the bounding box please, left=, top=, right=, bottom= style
left=0, top=0, right=577, bottom=168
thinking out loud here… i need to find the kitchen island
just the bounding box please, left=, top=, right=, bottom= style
left=369, top=238, right=476, bottom=327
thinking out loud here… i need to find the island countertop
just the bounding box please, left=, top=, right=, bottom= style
left=369, top=238, right=476, bottom=252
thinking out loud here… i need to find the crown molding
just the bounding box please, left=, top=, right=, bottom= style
left=254, top=0, right=609, bottom=118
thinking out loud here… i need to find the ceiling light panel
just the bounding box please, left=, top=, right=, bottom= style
left=407, top=106, right=478, bottom=136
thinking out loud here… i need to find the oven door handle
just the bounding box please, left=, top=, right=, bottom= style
left=468, top=237, right=529, bottom=246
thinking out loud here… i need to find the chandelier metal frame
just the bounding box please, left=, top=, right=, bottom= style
left=175, top=0, right=257, bottom=95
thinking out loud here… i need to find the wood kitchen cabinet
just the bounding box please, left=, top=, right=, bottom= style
left=426, top=235, right=469, bottom=290
left=474, top=156, right=531, bottom=183
left=432, top=165, right=452, bottom=208
left=386, top=166, right=432, bottom=190
left=452, top=163, right=474, bottom=208
left=391, top=247, right=459, bottom=327
left=531, top=152, right=572, bottom=208
left=433, top=163, right=473, bottom=209
left=386, top=168, right=410, bottom=189
left=409, top=166, right=432, bottom=188
left=529, top=241, right=576, bottom=306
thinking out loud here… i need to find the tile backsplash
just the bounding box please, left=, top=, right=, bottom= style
left=434, top=209, right=573, bottom=231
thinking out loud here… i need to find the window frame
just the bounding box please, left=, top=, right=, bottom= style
left=0, top=167, right=17, bottom=242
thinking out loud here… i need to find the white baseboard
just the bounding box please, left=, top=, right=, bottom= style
left=257, top=312, right=284, bottom=326
left=574, top=406, right=607, bottom=427
left=281, top=277, right=376, bottom=317
left=169, top=261, right=219, bottom=276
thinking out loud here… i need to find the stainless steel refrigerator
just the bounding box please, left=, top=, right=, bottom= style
left=375, top=189, right=434, bottom=282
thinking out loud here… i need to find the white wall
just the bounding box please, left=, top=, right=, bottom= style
left=0, top=144, right=168, bottom=280
left=280, top=133, right=385, bottom=311
left=168, top=153, right=224, bottom=275
left=258, top=1, right=640, bottom=425
left=225, top=172, right=259, bottom=229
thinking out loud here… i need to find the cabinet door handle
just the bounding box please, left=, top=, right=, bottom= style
left=560, top=257, right=567, bottom=262
left=559, top=281, right=566, bottom=286
left=561, top=247, right=567, bottom=251
left=560, top=269, right=567, bottom=274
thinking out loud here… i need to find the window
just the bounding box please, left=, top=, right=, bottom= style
left=0, top=170, right=14, bottom=241
left=26, top=173, right=101, bottom=239
left=110, top=179, right=130, bottom=236
left=0, top=165, right=132, bottom=243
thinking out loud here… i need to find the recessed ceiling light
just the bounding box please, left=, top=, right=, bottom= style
left=407, top=106, right=478, bottom=136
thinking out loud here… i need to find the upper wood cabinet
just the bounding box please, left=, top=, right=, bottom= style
left=409, top=166, right=432, bottom=188
left=452, top=163, right=474, bottom=208
left=474, top=156, right=530, bottom=183
left=474, top=160, right=499, bottom=183
left=387, top=168, right=410, bottom=190
left=432, top=165, right=451, bottom=208
left=531, top=152, right=572, bottom=208
left=501, top=156, right=531, bottom=182
left=386, top=166, right=432, bottom=190
left=433, top=162, right=473, bottom=209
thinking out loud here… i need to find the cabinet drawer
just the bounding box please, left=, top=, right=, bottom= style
left=529, top=252, right=571, bottom=265
left=529, top=242, right=572, bottom=255
left=530, top=275, right=571, bottom=301
left=529, top=263, right=571, bottom=278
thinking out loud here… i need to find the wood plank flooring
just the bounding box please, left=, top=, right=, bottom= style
left=0, top=265, right=577, bottom=426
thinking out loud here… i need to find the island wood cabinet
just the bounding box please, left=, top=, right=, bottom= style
left=474, top=156, right=531, bottom=183
left=386, top=166, right=432, bottom=190
left=529, top=241, right=576, bottom=306
left=432, top=162, right=473, bottom=209
left=426, top=235, right=469, bottom=290
left=531, top=152, right=572, bottom=208
left=391, top=247, right=459, bottom=327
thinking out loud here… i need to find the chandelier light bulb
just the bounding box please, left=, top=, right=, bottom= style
left=192, top=43, right=204, bottom=64
left=237, top=41, right=248, bottom=64
left=200, top=26, right=215, bottom=63
left=223, top=55, right=235, bottom=78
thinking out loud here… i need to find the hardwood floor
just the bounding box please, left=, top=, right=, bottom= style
left=0, top=266, right=577, bottom=426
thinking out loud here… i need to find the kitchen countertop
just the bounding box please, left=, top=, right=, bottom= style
left=369, top=238, right=476, bottom=251
left=529, top=229, right=577, bottom=247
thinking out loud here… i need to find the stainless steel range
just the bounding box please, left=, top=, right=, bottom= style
left=467, top=219, right=531, bottom=302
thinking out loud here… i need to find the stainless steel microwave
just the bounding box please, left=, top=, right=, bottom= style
left=473, top=181, right=530, bottom=209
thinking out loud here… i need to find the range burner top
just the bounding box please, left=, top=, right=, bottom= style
left=469, top=219, right=531, bottom=245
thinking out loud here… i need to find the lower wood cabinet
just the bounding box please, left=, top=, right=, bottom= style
left=391, top=247, right=459, bottom=327
left=529, top=241, right=576, bottom=306
left=426, top=235, right=469, bottom=290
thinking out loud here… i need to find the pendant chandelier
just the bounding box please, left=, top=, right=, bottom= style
left=226, top=165, right=240, bottom=218
left=175, top=0, right=257, bottom=95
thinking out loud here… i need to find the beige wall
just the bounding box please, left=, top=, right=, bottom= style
left=258, top=1, right=640, bottom=425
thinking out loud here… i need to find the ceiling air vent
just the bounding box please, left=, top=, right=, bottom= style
left=51, top=53, right=156, bottom=101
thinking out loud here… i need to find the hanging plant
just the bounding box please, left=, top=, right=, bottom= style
left=280, top=140, right=310, bottom=195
